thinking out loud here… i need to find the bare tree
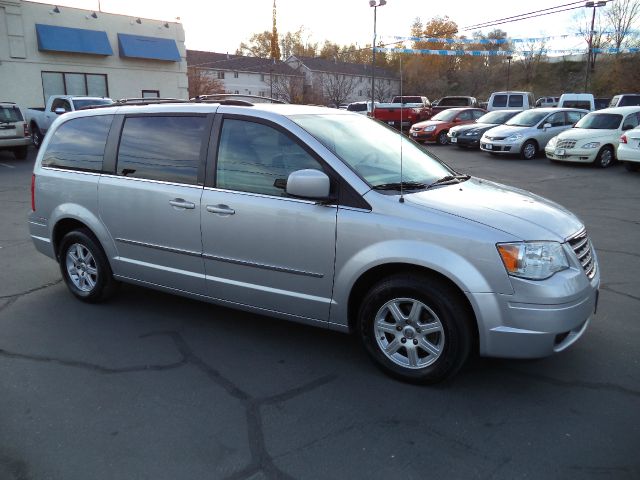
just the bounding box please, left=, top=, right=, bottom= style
left=574, top=8, right=607, bottom=69
left=320, top=72, right=357, bottom=106
left=518, top=39, right=547, bottom=86
left=270, top=74, right=304, bottom=103
left=604, top=0, right=640, bottom=51
left=187, top=67, right=225, bottom=98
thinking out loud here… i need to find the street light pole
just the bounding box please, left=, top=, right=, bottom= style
left=506, top=55, right=513, bottom=92
left=584, top=1, right=607, bottom=91
left=370, top=0, right=386, bottom=115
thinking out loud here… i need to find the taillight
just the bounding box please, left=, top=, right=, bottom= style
left=24, top=124, right=29, bottom=137
left=31, top=174, right=35, bottom=212
left=620, top=134, right=627, bottom=144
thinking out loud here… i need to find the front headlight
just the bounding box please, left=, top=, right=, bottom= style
left=506, top=133, right=523, bottom=142
left=581, top=142, right=601, bottom=149
left=423, top=125, right=437, bottom=132
left=547, top=136, right=558, bottom=148
left=497, top=242, right=569, bottom=280
left=465, top=130, right=478, bottom=136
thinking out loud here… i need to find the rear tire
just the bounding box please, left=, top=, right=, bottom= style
left=357, top=274, right=473, bottom=384
left=13, top=146, right=28, bottom=160
left=58, top=229, right=118, bottom=303
left=594, top=146, right=614, bottom=168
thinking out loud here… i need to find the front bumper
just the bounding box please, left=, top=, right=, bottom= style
left=449, top=135, right=481, bottom=147
left=469, top=256, right=600, bottom=359
left=545, top=146, right=598, bottom=163
left=480, top=139, right=522, bottom=154
left=410, top=130, right=438, bottom=142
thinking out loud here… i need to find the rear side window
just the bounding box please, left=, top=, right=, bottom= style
left=508, top=95, right=523, bottom=107
left=0, top=105, right=23, bottom=122
left=116, top=116, right=207, bottom=185
left=562, top=100, right=591, bottom=110
left=42, top=115, right=113, bottom=172
left=492, top=95, right=507, bottom=107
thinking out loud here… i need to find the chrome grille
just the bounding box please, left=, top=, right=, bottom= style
left=567, top=229, right=596, bottom=279
left=485, top=135, right=506, bottom=141
left=557, top=139, right=577, bottom=149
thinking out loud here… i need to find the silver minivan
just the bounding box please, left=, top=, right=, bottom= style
left=29, top=101, right=599, bottom=383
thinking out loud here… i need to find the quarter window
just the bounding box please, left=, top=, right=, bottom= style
left=216, top=119, right=322, bottom=197
left=42, top=115, right=113, bottom=172
left=117, top=116, right=207, bottom=185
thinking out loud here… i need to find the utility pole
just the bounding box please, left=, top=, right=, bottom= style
left=369, top=0, right=386, bottom=113
left=584, top=1, right=607, bottom=91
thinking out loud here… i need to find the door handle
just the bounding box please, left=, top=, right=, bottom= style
left=206, top=204, right=235, bottom=215
left=169, top=198, right=195, bottom=209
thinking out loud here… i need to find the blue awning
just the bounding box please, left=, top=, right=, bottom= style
left=117, top=34, right=181, bottom=62
left=35, top=24, right=113, bottom=55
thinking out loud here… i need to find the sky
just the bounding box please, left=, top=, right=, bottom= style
left=34, top=0, right=608, bottom=54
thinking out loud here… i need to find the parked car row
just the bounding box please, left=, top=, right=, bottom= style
left=407, top=102, right=640, bottom=172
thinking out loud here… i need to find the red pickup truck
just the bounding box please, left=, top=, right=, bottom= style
left=373, top=96, right=432, bottom=130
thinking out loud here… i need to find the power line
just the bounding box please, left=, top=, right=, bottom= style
left=461, top=1, right=585, bottom=30
left=461, top=5, right=588, bottom=32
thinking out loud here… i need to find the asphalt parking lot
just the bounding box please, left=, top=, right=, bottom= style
left=1, top=145, right=639, bottom=480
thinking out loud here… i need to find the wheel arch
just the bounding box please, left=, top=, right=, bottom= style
left=50, top=209, right=116, bottom=263
left=346, top=263, right=479, bottom=352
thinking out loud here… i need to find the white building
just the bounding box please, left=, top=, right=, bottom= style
left=0, top=0, right=188, bottom=108
left=285, top=55, right=400, bottom=105
left=186, top=50, right=304, bottom=103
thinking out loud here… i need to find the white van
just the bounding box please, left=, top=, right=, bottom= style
left=558, top=94, right=595, bottom=111
left=487, top=91, right=535, bottom=111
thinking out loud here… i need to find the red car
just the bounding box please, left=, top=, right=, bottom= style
left=409, top=108, right=486, bottom=145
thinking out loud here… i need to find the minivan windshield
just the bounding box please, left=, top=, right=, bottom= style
left=477, top=110, right=518, bottom=124
left=291, top=113, right=453, bottom=188
left=506, top=110, right=548, bottom=127
left=574, top=113, right=622, bottom=130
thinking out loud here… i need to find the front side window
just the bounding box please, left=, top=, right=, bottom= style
left=51, top=98, right=71, bottom=112
left=216, top=119, right=322, bottom=197
left=545, top=112, right=565, bottom=128
left=117, top=116, right=207, bottom=185
left=566, top=111, right=584, bottom=125
left=42, top=115, right=113, bottom=172
left=472, top=110, right=485, bottom=120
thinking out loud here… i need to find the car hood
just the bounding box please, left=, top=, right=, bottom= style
left=555, top=128, right=620, bottom=142
left=453, top=122, right=498, bottom=134
left=413, top=120, right=447, bottom=128
left=404, top=178, right=583, bottom=241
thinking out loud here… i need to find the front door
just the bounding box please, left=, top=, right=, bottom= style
left=200, top=117, right=337, bottom=321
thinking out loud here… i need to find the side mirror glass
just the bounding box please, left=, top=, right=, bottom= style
left=54, top=107, right=66, bottom=115
left=286, top=169, right=331, bottom=200
left=543, top=122, right=552, bottom=129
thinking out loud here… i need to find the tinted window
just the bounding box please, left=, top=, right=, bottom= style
left=51, top=98, right=71, bottom=112
left=117, top=116, right=207, bottom=185
left=439, top=97, right=469, bottom=107
left=619, top=96, right=640, bottom=106
left=472, top=110, right=485, bottom=120
left=42, top=115, right=112, bottom=172
left=492, top=95, right=507, bottom=107
left=0, top=105, right=23, bottom=122
left=216, top=119, right=322, bottom=197
left=508, top=95, right=523, bottom=107
left=575, top=113, right=622, bottom=130
left=562, top=100, right=591, bottom=110
left=622, top=113, right=640, bottom=130
left=73, top=99, right=114, bottom=110
left=545, top=112, right=565, bottom=127
left=347, top=103, right=367, bottom=112
left=457, top=111, right=472, bottom=121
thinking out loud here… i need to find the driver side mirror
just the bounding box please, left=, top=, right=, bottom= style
left=286, top=169, right=331, bottom=200
left=54, top=107, right=66, bottom=115
left=542, top=122, right=552, bottom=130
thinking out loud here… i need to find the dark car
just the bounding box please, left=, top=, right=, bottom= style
left=447, top=110, right=521, bottom=148
left=595, top=98, right=612, bottom=110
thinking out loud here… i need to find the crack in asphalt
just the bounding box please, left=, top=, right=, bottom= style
left=597, top=248, right=640, bottom=259
left=0, top=328, right=337, bottom=480
left=0, top=280, right=62, bottom=302
left=600, top=285, right=640, bottom=303
left=502, top=368, right=640, bottom=398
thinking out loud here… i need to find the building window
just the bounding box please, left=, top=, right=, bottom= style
left=234, top=90, right=239, bottom=94
left=387, top=79, right=390, bottom=85
left=141, top=90, right=160, bottom=98
left=234, top=71, right=239, bottom=78
left=217, top=71, right=225, bottom=79
left=261, top=74, right=265, bottom=82
left=41, top=71, right=108, bottom=104
left=259, top=91, right=266, bottom=97
left=358, top=90, right=363, bottom=96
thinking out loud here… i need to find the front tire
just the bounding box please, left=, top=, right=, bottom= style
left=594, top=146, right=614, bottom=168
left=520, top=140, right=538, bottom=159
left=436, top=131, right=449, bottom=145
left=58, top=229, right=118, bottom=303
left=357, top=274, right=472, bottom=384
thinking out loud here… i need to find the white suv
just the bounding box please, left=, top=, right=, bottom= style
left=0, top=102, right=30, bottom=159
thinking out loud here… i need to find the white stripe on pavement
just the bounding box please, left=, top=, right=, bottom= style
left=0, top=163, right=16, bottom=168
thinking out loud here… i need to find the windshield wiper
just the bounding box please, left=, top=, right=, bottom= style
left=372, top=181, right=428, bottom=191
left=426, top=174, right=471, bottom=189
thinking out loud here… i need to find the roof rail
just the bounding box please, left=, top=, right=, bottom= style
left=191, top=94, right=286, bottom=105
left=115, top=97, right=189, bottom=105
